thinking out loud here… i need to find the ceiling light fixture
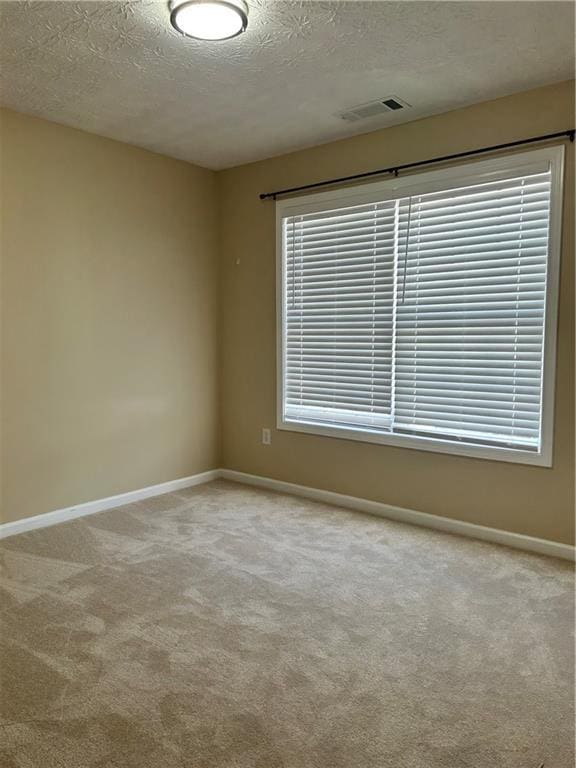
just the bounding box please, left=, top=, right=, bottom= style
left=169, top=0, right=248, bottom=41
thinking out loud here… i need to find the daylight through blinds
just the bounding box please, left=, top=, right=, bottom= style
left=282, top=163, right=553, bottom=453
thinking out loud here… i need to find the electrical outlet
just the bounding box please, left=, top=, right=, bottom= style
left=262, top=428, right=271, bottom=445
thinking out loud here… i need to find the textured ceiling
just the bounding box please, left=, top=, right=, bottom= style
left=0, top=1, right=574, bottom=169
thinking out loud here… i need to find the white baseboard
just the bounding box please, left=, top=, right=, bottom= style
left=220, top=469, right=575, bottom=562
left=0, top=470, right=220, bottom=540
left=2, top=467, right=573, bottom=562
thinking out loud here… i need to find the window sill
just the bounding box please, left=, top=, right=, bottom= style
left=277, top=418, right=552, bottom=467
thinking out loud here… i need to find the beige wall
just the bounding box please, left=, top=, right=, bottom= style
left=0, top=109, right=219, bottom=524
left=219, top=80, right=575, bottom=546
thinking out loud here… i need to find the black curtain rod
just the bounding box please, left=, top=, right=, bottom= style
left=259, top=129, right=574, bottom=200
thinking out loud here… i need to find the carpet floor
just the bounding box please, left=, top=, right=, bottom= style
left=0, top=480, right=573, bottom=767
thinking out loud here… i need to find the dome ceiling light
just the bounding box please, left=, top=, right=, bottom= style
left=169, top=0, right=249, bottom=41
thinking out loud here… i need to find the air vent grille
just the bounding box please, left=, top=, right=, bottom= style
left=339, top=96, right=410, bottom=122
left=382, top=98, right=404, bottom=111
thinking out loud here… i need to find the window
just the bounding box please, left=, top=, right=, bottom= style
left=276, top=147, right=564, bottom=465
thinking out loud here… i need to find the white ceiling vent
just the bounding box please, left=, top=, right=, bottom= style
left=339, top=96, right=411, bottom=122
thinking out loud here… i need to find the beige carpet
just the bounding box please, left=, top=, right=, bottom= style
left=0, top=480, right=573, bottom=767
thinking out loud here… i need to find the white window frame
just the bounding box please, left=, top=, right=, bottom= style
left=276, top=146, right=565, bottom=467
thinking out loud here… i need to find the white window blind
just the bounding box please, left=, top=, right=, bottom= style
left=394, top=173, right=550, bottom=449
left=285, top=200, right=397, bottom=430
left=279, top=148, right=563, bottom=464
